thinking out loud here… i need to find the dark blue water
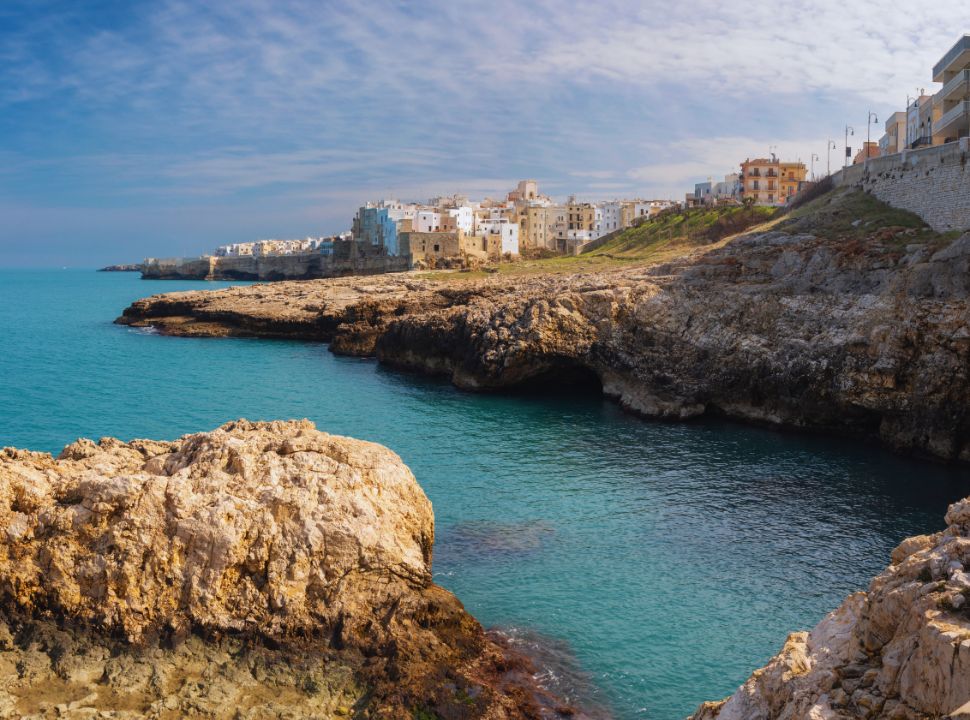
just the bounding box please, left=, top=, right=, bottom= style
left=2, top=269, right=968, bottom=719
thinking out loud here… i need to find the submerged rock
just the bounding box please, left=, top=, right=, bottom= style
left=689, top=498, right=970, bottom=720
left=0, top=420, right=575, bottom=719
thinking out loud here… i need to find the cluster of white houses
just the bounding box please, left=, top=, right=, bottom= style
left=212, top=180, right=678, bottom=267
left=213, top=235, right=352, bottom=258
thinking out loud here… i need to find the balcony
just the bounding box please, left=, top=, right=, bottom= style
left=936, top=100, right=970, bottom=138
left=940, top=69, right=970, bottom=102
left=934, top=35, right=970, bottom=82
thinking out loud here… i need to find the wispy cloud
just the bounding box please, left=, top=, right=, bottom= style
left=1, top=0, right=968, bottom=265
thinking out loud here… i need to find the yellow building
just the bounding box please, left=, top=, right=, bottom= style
left=566, top=200, right=595, bottom=233
left=740, top=158, right=807, bottom=206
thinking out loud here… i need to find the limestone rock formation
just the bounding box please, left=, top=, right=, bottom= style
left=0, top=420, right=573, bottom=719
left=689, top=497, right=970, bottom=720
left=117, top=191, right=970, bottom=462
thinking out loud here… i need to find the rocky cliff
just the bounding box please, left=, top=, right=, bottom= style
left=117, top=190, right=970, bottom=463
left=0, top=420, right=576, bottom=719
left=689, top=496, right=970, bottom=720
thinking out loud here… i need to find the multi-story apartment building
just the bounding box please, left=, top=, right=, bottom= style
left=595, top=202, right=622, bottom=236
left=879, top=111, right=907, bottom=155
left=563, top=199, right=596, bottom=250
left=740, top=158, right=807, bottom=206
left=885, top=37, right=969, bottom=152
left=523, top=205, right=565, bottom=251
left=475, top=218, right=520, bottom=255
left=352, top=204, right=398, bottom=255
left=906, top=94, right=940, bottom=148
left=933, top=34, right=970, bottom=144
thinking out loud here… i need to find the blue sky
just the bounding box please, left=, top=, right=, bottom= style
left=1, top=0, right=967, bottom=267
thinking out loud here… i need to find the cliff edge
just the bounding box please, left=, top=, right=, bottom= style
left=0, top=420, right=575, bottom=719
left=118, top=190, right=970, bottom=462
left=689, top=496, right=970, bottom=720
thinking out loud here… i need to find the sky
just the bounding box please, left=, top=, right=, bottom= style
left=1, top=0, right=968, bottom=267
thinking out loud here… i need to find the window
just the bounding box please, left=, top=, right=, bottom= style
left=433, top=244, right=440, bottom=252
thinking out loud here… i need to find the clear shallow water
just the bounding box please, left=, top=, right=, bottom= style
left=2, top=269, right=969, bottom=719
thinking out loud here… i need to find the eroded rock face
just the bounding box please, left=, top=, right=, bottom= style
left=0, top=420, right=570, bottom=719
left=689, top=498, right=970, bottom=720
left=117, top=223, right=970, bottom=462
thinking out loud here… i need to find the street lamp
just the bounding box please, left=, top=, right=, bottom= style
left=844, top=125, right=855, bottom=168
left=810, top=153, right=819, bottom=181
left=866, top=111, right=879, bottom=160
left=827, top=140, right=837, bottom=176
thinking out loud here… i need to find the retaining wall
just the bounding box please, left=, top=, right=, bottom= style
left=832, top=138, right=970, bottom=232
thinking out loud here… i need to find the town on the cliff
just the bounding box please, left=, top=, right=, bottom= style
left=138, top=33, right=970, bottom=280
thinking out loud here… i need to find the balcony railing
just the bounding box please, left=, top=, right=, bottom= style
left=910, top=135, right=934, bottom=149
left=937, top=100, right=970, bottom=134
left=940, top=69, right=970, bottom=101
left=934, top=35, right=970, bottom=81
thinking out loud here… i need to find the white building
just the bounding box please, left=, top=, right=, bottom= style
left=447, top=206, right=474, bottom=233
left=415, top=210, right=443, bottom=232
left=633, top=200, right=669, bottom=219
left=595, top=202, right=622, bottom=237
left=478, top=218, right=520, bottom=255
left=712, top=174, right=740, bottom=200
left=383, top=201, right=419, bottom=224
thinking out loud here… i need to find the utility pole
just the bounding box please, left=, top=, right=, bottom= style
left=844, top=125, right=855, bottom=168
left=827, top=140, right=836, bottom=176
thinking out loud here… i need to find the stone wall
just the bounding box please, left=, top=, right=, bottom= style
left=832, top=138, right=970, bottom=232
left=142, top=253, right=409, bottom=281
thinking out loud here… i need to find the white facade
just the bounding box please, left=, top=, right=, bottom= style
left=595, top=202, right=622, bottom=237
left=479, top=219, right=520, bottom=255
left=384, top=201, right=418, bottom=224
left=634, top=200, right=674, bottom=218
left=415, top=210, right=443, bottom=232
left=448, top=206, right=474, bottom=233
left=713, top=174, right=739, bottom=199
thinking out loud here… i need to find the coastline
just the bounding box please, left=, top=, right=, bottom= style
left=0, top=420, right=589, bottom=719
left=116, top=190, right=970, bottom=464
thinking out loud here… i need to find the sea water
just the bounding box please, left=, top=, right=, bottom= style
left=2, top=269, right=968, bottom=719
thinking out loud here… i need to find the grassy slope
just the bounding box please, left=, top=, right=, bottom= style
left=772, top=186, right=956, bottom=247
left=415, top=188, right=957, bottom=283
left=583, top=205, right=778, bottom=259
left=418, top=205, right=779, bottom=281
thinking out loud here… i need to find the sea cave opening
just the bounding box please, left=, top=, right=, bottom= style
left=509, top=362, right=604, bottom=398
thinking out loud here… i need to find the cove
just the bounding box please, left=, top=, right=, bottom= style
left=2, top=269, right=969, bottom=719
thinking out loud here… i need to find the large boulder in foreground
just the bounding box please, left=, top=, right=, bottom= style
left=0, top=420, right=569, bottom=719
left=690, top=499, right=970, bottom=720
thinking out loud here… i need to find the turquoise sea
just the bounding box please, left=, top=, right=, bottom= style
left=2, top=268, right=969, bottom=719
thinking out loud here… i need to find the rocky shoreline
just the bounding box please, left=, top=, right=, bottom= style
left=689, top=496, right=970, bottom=720
left=0, top=420, right=584, bottom=719
left=117, top=190, right=970, bottom=463
left=98, top=264, right=142, bottom=272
